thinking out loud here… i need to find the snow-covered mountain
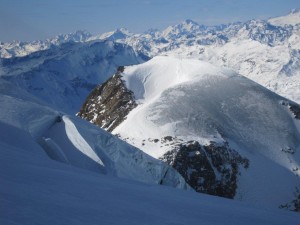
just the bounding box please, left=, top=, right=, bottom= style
left=89, top=28, right=133, bottom=42
left=0, top=40, right=144, bottom=114
left=79, top=56, right=300, bottom=210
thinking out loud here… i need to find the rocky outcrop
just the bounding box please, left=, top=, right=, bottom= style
left=160, top=140, right=249, bottom=199
left=289, top=103, right=300, bottom=119
left=280, top=100, right=300, bottom=119
left=78, top=66, right=137, bottom=131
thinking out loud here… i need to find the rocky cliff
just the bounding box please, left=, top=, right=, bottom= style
left=160, top=140, right=249, bottom=198
left=78, top=66, right=137, bottom=131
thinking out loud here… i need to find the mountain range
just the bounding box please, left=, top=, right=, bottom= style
left=1, top=10, right=300, bottom=105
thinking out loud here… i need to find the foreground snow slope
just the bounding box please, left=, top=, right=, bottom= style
left=1, top=123, right=299, bottom=225
left=112, top=56, right=300, bottom=208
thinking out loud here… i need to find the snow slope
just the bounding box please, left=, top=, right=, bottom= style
left=0, top=40, right=143, bottom=114
left=2, top=134, right=300, bottom=225
left=112, top=56, right=300, bottom=208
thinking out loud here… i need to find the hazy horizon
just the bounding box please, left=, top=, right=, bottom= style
left=1, top=0, right=299, bottom=42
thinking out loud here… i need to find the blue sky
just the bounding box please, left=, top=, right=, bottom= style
left=1, top=0, right=299, bottom=42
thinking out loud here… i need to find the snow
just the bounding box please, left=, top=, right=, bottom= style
left=64, top=116, right=105, bottom=166
left=114, top=56, right=300, bottom=208
left=89, top=28, right=133, bottom=41
left=1, top=130, right=300, bottom=225
left=122, top=56, right=232, bottom=103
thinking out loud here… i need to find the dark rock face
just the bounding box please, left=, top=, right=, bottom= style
left=78, top=66, right=137, bottom=131
left=160, top=141, right=249, bottom=199
left=289, top=103, right=300, bottom=119
left=280, top=100, right=300, bottom=119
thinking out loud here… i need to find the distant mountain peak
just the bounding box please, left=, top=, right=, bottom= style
left=183, top=19, right=199, bottom=25
left=115, top=28, right=132, bottom=35
left=161, top=19, right=204, bottom=38
left=95, top=28, right=133, bottom=41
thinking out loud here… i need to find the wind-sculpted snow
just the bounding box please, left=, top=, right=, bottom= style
left=107, top=56, right=300, bottom=208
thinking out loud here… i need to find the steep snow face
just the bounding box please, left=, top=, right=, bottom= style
left=0, top=78, right=188, bottom=189
left=0, top=40, right=143, bottom=114
left=112, top=56, right=300, bottom=208
left=269, top=9, right=300, bottom=26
